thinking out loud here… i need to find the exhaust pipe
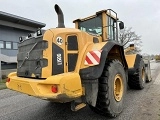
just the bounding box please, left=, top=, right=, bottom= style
left=54, top=4, right=65, bottom=28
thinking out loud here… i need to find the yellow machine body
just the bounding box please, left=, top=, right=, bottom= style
left=6, top=28, right=106, bottom=101
left=7, top=27, right=126, bottom=102
left=125, top=54, right=137, bottom=68
left=7, top=72, right=82, bottom=102
left=7, top=5, right=128, bottom=104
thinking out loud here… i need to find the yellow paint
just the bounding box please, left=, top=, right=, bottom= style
left=42, top=30, right=53, bottom=78
left=114, top=74, right=123, bottom=102
left=7, top=72, right=82, bottom=102
left=73, top=10, right=118, bottom=23
left=102, top=12, right=107, bottom=40
left=125, top=54, right=137, bottom=68
left=31, top=74, right=35, bottom=77
left=74, top=103, right=86, bottom=111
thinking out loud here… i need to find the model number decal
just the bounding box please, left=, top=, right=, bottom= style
left=56, top=37, right=63, bottom=45
left=57, top=53, right=62, bottom=65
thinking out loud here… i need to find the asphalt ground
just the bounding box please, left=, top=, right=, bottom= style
left=0, top=61, right=160, bottom=120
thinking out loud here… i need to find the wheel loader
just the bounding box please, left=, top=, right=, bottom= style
left=124, top=45, right=152, bottom=89
left=6, top=4, right=151, bottom=118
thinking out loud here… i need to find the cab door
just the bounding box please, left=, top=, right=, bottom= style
left=65, top=35, right=78, bottom=72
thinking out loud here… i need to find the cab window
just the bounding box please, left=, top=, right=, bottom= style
left=107, top=16, right=117, bottom=41
left=78, top=15, right=102, bottom=35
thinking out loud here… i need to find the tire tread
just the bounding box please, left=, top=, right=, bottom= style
left=89, top=59, right=125, bottom=118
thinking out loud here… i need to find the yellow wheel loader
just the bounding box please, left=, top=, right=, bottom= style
left=6, top=4, right=151, bottom=118
left=124, top=45, right=152, bottom=89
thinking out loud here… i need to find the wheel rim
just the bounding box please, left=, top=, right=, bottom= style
left=142, top=68, right=145, bottom=82
left=114, top=74, right=123, bottom=102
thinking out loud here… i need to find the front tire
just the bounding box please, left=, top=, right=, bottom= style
left=145, top=61, right=152, bottom=83
left=128, top=59, right=146, bottom=89
left=89, top=59, right=127, bottom=118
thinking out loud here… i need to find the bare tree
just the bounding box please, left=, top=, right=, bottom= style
left=119, top=27, right=142, bottom=54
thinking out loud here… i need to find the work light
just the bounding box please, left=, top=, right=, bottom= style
left=37, top=29, right=42, bottom=36
left=19, top=37, right=23, bottom=42
left=28, top=33, right=32, bottom=38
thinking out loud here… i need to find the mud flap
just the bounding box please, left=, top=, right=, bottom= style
left=83, top=79, right=98, bottom=107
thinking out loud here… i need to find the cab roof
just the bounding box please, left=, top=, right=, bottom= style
left=73, top=9, right=118, bottom=23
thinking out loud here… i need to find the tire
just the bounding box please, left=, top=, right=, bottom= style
left=89, top=59, right=127, bottom=118
left=145, top=62, right=152, bottom=83
left=128, top=59, right=146, bottom=89
left=146, top=74, right=152, bottom=83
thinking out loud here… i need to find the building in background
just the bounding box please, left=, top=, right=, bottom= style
left=0, top=11, right=45, bottom=75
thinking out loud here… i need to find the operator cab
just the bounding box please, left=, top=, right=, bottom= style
left=73, top=9, right=124, bottom=42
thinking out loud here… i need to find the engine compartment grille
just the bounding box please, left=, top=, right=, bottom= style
left=17, top=36, right=48, bottom=78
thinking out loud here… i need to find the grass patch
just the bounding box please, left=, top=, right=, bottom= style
left=0, top=79, right=6, bottom=83
left=0, top=79, right=7, bottom=90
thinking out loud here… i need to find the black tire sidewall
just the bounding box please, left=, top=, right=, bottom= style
left=107, top=61, right=127, bottom=114
left=139, top=60, right=146, bottom=88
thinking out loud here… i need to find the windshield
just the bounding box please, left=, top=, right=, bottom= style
left=78, top=15, right=102, bottom=35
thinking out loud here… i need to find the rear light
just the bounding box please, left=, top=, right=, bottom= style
left=7, top=78, right=10, bottom=82
left=51, top=85, right=58, bottom=93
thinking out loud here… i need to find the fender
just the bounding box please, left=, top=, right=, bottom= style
left=127, top=54, right=143, bottom=75
left=79, top=41, right=128, bottom=80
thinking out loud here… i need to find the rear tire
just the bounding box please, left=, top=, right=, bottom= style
left=128, top=59, right=146, bottom=89
left=146, top=74, right=152, bottom=82
left=145, top=62, right=152, bottom=83
left=89, top=59, right=127, bottom=118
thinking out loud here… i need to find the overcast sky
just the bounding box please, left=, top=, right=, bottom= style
left=0, top=0, right=160, bottom=55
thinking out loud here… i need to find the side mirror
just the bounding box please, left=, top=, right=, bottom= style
left=119, top=22, right=124, bottom=29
